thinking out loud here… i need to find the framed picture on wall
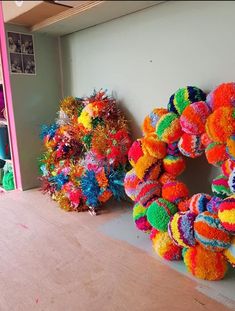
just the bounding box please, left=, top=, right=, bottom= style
left=7, top=31, right=36, bottom=75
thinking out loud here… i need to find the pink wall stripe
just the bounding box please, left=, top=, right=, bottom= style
left=0, top=2, right=22, bottom=190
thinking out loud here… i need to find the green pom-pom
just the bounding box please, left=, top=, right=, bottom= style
left=147, top=198, right=177, bottom=231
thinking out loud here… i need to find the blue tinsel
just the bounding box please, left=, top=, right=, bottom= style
left=49, top=173, right=68, bottom=191
left=40, top=124, right=59, bottom=140
left=107, top=168, right=126, bottom=201
left=81, top=170, right=100, bottom=207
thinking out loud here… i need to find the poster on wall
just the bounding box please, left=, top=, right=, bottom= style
left=7, top=32, right=36, bottom=75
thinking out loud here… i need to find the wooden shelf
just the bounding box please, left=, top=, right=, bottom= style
left=3, top=1, right=71, bottom=28
left=30, top=1, right=163, bottom=35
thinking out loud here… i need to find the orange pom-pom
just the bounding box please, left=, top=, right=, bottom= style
left=183, top=245, right=227, bottom=280
left=206, top=107, right=235, bottom=143
left=206, top=82, right=235, bottom=111
left=162, top=181, right=189, bottom=204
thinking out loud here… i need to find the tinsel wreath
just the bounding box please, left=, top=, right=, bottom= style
left=39, top=90, right=131, bottom=214
left=125, top=82, right=235, bottom=281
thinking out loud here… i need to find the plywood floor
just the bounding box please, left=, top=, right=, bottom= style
left=0, top=189, right=234, bottom=311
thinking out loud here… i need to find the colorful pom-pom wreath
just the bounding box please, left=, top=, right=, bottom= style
left=194, top=211, right=231, bottom=252
left=180, top=101, right=211, bottom=135
left=152, top=231, right=182, bottom=261
left=142, top=108, right=168, bottom=135
left=183, top=244, right=227, bottom=280
left=206, top=196, right=221, bottom=214
left=142, top=133, right=167, bottom=159
left=124, top=168, right=141, bottom=201
left=133, top=203, right=152, bottom=232
left=168, top=86, right=206, bottom=115
left=228, top=169, right=235, bottom=194
left=221, top=159, right=235, bottom=177
left=211, top=174, right=232, bottom=199
left=205, top=143, right=227, bottom=167
left=205, top=107, right=235, bottom=143
left=218, top=197, right=235, bottom=233
left=134, top=154, right=161, bottom=181
left=224, top=236, right=235, bottom=267
left=189, top=193, right=211, bottom=215
left=178, top=133, right=204, bottom=158
left=128, top=139, right=143, bottom=166
left=226, top=135, right=235, bottom=161
left=206, top=82, right=235, bottom=111
left=163, top=155, right=186, bottom=176
left=159, top=172, right=176, bottom=185
left=147, top=198, right=177, bottom=231
left=168, top=211, right=196, bottom=247
left=156, top=112, right=182, bottom=143
left=162, top=181, right=189, bottom=204
left=201, top=132, right=213, bottom=148
left=125, top=83, right=235, bottom=281
left=135, top=180, right=161, bottom=207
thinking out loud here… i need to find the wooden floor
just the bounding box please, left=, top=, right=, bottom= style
left=0, top=189, right=233, bottom=311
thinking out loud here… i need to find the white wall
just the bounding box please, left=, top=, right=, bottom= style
left=61, top=0, right=235, bottom=137
left=60, top=0, right=233, bottom=193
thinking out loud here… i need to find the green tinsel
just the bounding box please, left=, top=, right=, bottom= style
left=82, top=134, right=92, bottom=149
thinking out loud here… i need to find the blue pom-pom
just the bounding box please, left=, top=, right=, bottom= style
left=49, top=173, right=68, bottom=190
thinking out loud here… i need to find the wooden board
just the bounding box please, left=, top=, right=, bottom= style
left=3, top=1, right=70, bottom=27
left=31, top=1, right=163, bottom=35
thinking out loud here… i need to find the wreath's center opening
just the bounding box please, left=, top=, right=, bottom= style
left=179, top=154, right=220, bottom=195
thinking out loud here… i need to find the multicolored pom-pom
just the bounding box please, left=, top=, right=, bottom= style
left=228, top=169, right=235, bottom=193
left=205, top=143, right=227, bottom=167
left=224, top=236, right=235, bottom=267
left=183, top=244, right=227, bottom=280
left=163, top=155, right=186, bottom=176
left=124, top=168, right=141, bottom=201
left=194, top=211, right=231, bottom=252
left=142, top=108, right=168, bottom=135
left=152, top=231, right=182, bottom=261
left=180, top=101, right=211, bottom=135
left=128, top=139, right=143, bottom=166
left=147, top=198, right=177, bottom=231
left=135, top=180, right=161, bottom=207
left=221, top=159, right=235, bottom=177
left=218, top=197, right=235, bottom=233
left=168, top=211, right=196, bottom=247
left=178, top=133, right=204, bottom=158
left=134, top=154, right=161, bottom=181
left=226, top=135, right=235, bottom=161
left=142, top=133, right=167, bottom=159
left=211, top=174, right=232, bottom=199
left=162, top=181, right=189, bottom=204
left=133, top=203, right=152, bottom=232
left=189, top=193, right=211, bottom=215
left=168, top=86, right=206, bottom=115
left=206, top=196, right=221, bottom=214
left=159, top=172, right=176, bottom=185
left=156, top=112, right=182, bottom=143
